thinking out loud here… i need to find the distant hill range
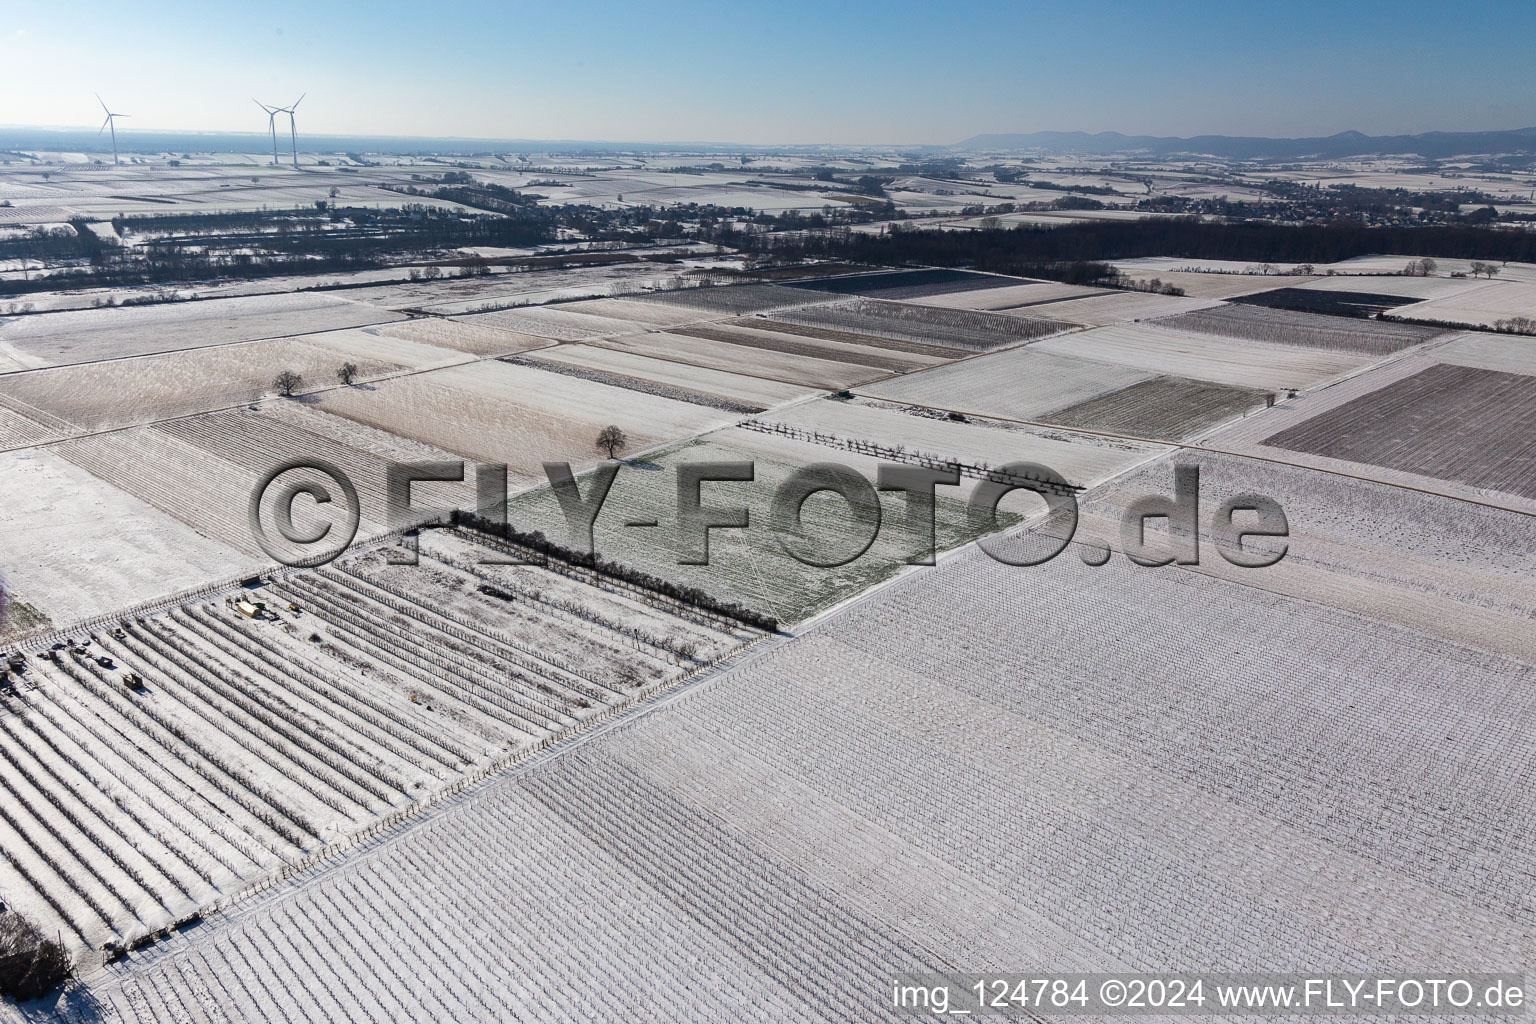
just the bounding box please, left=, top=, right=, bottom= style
left=954, top=128, right=1536, bottom=159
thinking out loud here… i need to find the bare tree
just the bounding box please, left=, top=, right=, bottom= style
left=274, top=370, right=303, bottom=397
left=337, top=361, right=359, bottom=386
left=595, top=425, right=628, bottom=459
left=1419, top=257, right=1437, bottom=276
left=0, top=914, right=72, bottom=999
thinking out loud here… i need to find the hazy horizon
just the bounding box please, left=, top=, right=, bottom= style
left=4, top=122, right=1536, bottom=152
left=5, top=0, right=1535, bottom=147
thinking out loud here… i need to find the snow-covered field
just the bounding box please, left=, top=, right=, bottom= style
left=861, top=345, right=1151, bottom=421
left=507, top=426, right=1038, bottom=626
left=1156, top=303, right=1445, bottom=355
left=456, top=305, right=654, bottom=342
left=1031, top=322, right=1371, bottom=391
left=1111, top=271, right=1317, bottom=299
left=589, top=329, right=893, bottom=389
left=312, top=359, right=739, bottom=486
left=0, top=527, right=759, bottom=960
left=525, top=343, right=814, bottom=409
left=1292, top=273, right=1488, bottom=301
left=755, top=396, right=1164, bottom=489
left=766, top=297, right=1073, bottom=351
left=1388, top=279, right=1536, bottom=327
left=1081, top=449, right=1536, bottom=662
left=1010, top=289, right=1221, bottom=326
left=0, top=450, right=253, bottom=631
left=1324, top=255, right=1536, bottom=281
left=0, top=294, right=405, bottom=369
left=907, top=280, right=1105, bottom=310
left=30, top=517, right=1536, bottom=1022
left=0, top=329, right=467, bottom=438
left=6, top=150, right=1536, bottom=1019
left=371, top=317, right=554, bottom=357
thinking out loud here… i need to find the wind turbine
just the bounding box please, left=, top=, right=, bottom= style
left=254, top=99, right=281, bottom=165
left=95, top=94, right=128, bottom=165
left=277, top=93, right=305, bottom=168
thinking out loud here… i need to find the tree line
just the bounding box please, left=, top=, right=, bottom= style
left=735, top=217, right=1536, bottom=273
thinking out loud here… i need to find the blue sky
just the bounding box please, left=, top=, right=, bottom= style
left=3, top=0, right=1534, bottom=144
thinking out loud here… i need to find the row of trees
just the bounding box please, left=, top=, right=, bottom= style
left=452, top=509, right=778, bottom=634
left=725, top=216, right=1536, bottom=274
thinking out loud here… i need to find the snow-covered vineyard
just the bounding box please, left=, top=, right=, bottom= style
left=20, top=534, right=1535, bottom=1023
left=6, top=145, right=1536, bottom=1020
left=0, top=529, right=763, bottom=964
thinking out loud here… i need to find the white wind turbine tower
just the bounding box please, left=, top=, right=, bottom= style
left=277, top=94, right=305, bottom=168
left=254, top=99, right=282, bottom=165
left=95, top=94, right=129, bottom=165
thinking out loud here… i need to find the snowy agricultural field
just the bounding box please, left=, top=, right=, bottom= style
left=1041, top=375, right=1269, bottom=442
left=1009, top=290, right=1221, bottom=326
left=0, top=267, right=423, bottom=315
left=311, top=359, right=738, bottom=487
left=1112, top=256, right=1315, bottom=275
left=676, top=320, right=949, bottom=373
left=1291, top=273, right=1490, bottom=302
left=1388, top=279, right=1536, bottom=328
left=0, top=450, right=253, bottom=634
left=506, top=427, right=1033, bottom=626
left=1080, top=449, right=1536, bottom=664
left=334, top=262, right=700, bottom=316
left=1209, top=352, right=1536, bottom=517
left=0, top=329, right=467, bottom=439
left=1261, top=362, right=1536, bottom=502
left=370, top=317, right=553, bottom=357
left=908, top=281, right=1108, bottom=310
left=453, top=304, right=653, bottom=342
left=0, top=527, right=758, bottom=960
left=49, top=405, right=473, bottom=567
left=764, top=297, right=1074, bottom=352
left=588, top=329, right=894, bottom=390
left=1157, top=303, right=1446, bottom=356
left=525, top=344, right=814, bottom=410
left=0, top=393, right=73, bottom=448
left=632, top=283, right=840, bottom=317
left=1322, top=256, right=1536, bottom=282
left=754, top=396, right=1166, bottom=490
left=778, top=268, right=1010, bottom=301
left=861, top=345, right=1152, bottom=421
left=1435, top=330, right=1536, bottom=377
left=39, top=529, right=1536, bottom=1022
left=1110, top=271, right=1318, bottom=300
left=0, top=293, right=406, bottom=369
left=1032, top=322, right=1380, bottom=392
left=553, top=295, right=716, bottom=328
